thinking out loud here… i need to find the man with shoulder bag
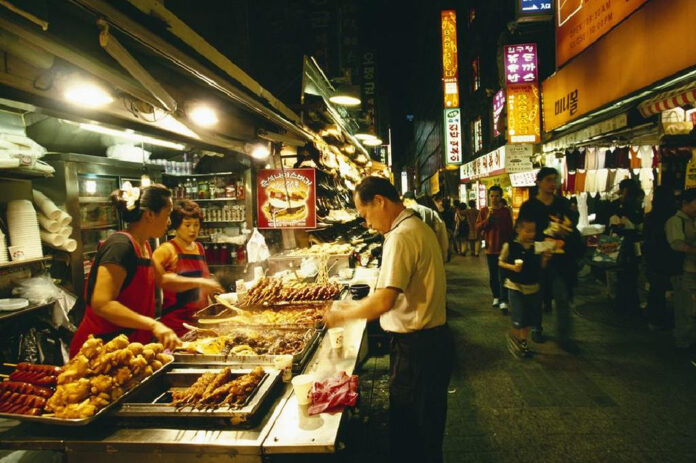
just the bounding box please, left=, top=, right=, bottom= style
left=665, top=188, right=696, bottom=352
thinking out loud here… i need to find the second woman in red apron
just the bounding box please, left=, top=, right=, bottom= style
left=153, top=200, right=222, bottom=336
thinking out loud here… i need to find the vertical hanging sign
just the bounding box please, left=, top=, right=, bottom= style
left=441, top=10, right=459, bottom=108
left=505, top=43, right=541, bottom=144
left=442, top=10, right=462, bottom=165
left=444, top=108, right=463, bottom=164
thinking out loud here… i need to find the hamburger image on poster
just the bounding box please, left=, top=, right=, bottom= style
left=262, top=178, right=310, bottom=224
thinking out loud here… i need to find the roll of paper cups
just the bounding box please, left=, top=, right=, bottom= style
left=38, top=213, right=60, bottom=233
left=40, top=231, right=66, bottom=247
left=32, top=190, right=61, bottom=220
left=57, top=210, right=72, bottom=227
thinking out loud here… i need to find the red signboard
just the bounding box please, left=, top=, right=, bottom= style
left=257, top=169, right=317, bottom=229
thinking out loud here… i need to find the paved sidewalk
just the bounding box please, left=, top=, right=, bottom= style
left=319, top=254, right=696, bottom=463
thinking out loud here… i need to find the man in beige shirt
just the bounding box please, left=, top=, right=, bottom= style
left=325, top=177, right=453, bottom=463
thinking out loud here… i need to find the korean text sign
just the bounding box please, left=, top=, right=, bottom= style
left=257, top=169, right=317, bottom=229
left=444, top=108, right=463, bottom=165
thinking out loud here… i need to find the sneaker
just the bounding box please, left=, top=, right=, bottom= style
left=492, top=298, right=500, bottom=307
left=531, top=330, right=545, bottom=343
left=519, top=340, right=531, bottom=357
left=499, top=302, right=509, bottom=315
left=506, top=333, right=521, bottom=359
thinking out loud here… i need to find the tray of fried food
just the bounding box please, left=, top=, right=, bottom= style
left=196, top=301, right=328, bottom=328
left=174, top=326, right=319, bottom=367
left=114, top=366, right=280, bottom=426
left=0, top=335, right=173, bottom=425
left=240, top=277, right=342, bottom=307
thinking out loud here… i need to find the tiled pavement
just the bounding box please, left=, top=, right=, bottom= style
left=305, top=254, right=696, bottom=463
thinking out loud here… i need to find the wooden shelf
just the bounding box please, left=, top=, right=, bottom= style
left=0, top=167, right=53, bottom=179
left=186, top=198, right=243, bottom=202
left=81, top=223, right=118, bottom=230
left=163, top=172, right=236, bottom=178
left=0, top=300, right=54, bottom=322
left=0, top=256, right=51, bottom=270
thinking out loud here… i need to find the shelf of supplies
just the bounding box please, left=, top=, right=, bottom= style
left=163, top=172, right=236, bottom=178
left=182, top=198, right=243, bottom=202
left=0, top=256, right=52, bottom=270
left=0, top=300, right=55, bottom=322
left=0, top=167, right=53, bottom=179
left=203, top=223, right=246, bottom=225
left=81, top=223, right=118, bottom=230
left=79, top=197, right=111, bottom=203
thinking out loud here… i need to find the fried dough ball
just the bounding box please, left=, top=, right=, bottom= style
left=126, top=342, right=144, bottom=356
left=103, top=335, right=130, bottom=353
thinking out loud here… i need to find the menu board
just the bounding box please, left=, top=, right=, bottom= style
left=257, top=169, right=317, bottom=229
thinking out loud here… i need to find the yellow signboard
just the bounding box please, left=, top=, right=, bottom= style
left=556, top=0, right=648, bottom=67
left=441, top=10, right=457, bottom=79
left=443, top=77, right=459, bottom=108
left=508, top=84, right=541, bottom=144
left=543, top=0, right=696, bottom=132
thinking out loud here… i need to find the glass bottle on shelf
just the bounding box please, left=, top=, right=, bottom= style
left=198, top=178, right=209, bottom=199
left=237, top=179, right=245, bottom=199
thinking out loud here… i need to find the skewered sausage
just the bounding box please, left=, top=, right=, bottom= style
left=9, top=371, right=57, bottom=386
left=15, top=363, right=61, bottom=375
left=0, top=381, right=53, bottom=398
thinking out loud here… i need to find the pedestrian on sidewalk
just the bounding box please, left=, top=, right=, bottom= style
left=476, top=185, right=514, bottom=313
left=519, top=168, right=582, bottom=352
left=403, top=191, right=449, bottom=262
left=463, top=199, right=481, bottom=256
left=643, top=186, right=677, bottom=330
left=665, top=188, right=696, bottom=351
left=499, top=216, right=552, bottom=358
left=325, top=177, right=453, bottom=463
left=454, top=202, right=469, bottom=255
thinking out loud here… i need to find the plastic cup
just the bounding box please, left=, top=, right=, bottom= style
left=291, top=374, right=314, bottom=405
left=328, top=327, right=344, bottom=349
left=514, top=259, right=523, bottom=266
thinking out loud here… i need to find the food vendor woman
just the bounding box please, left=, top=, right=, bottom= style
left=152, top=200, right=222, bottom=336
left=70, top=183, right=181, bottom=357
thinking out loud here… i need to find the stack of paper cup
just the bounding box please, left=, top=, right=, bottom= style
left=40, top=231, right=66, bottom=248
left=61, top=239, right=77, bottom=252
left=38, top=213, right=60, bottom=233
left=57, top=210, right=72, bottom=227
left=7, top=200, right=43, bottom=259
left=0, top=231, right=8, bottom=264
left=32, top=190, right=61, bottom=220
left=58, top=226, right=72, bottom=238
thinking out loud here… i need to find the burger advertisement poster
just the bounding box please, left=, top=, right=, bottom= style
left=257, top=168, right=317, bottom=229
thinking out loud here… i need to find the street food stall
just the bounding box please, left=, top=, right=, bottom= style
left=0, top=1, right=384, bottom=461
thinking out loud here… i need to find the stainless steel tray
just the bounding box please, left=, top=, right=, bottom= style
left=0, top=359, right=174, bottom=426
left=194, top=302, right=329, bottom=327
left=114, top=366, right=282, bottom=426
left=174, top=327, right=321, bottom=372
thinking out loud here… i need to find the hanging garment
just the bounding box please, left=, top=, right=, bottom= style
left=615, top=147, right=630, bottom=169
left=565, top=171, right=576, bottom=193
left=585, top=147, right=598, bottom=170
left=597, top=149, right=607, bottom=169
left=578, top=192, right=589, bottom=228
left=630, top=146, right=642, bottom=170
left=595, top=169, right=609, bottom=194
left=605, top=149, right=618, bottom=169
left=574, top=170, right=587, bottom=193
left=585, top=169, right=598, bottom=194
left=606, top=169, right=617, bottom=192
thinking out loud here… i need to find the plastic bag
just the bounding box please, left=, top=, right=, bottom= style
left=12, top=276, right=77, bottom=330
left=246, top=228, right=270, bottom=263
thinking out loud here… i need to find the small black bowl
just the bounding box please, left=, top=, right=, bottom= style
left=349, top=283, right=370, bottom=300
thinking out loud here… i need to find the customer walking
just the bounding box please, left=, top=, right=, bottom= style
left=476, top=186, right=513, bottom=313
left=643, top=186, right=677, bottom=330
left=665, top=188, right=696, bottom=351
left=463, top=199, right=481, bottom=256
left=454, top=203, right=469, bottom=255
left=325, top=176, right=453, bottom=463
left=499, top=216, right=552, bottom=358
left=519, top=168, right=581, bottom=352
left=403, top=191, right=449, bottom=261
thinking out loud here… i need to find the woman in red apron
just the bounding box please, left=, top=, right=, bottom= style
left=153, top=200, right=222, bottom=336
left=70, top=183, right=178, bottom=357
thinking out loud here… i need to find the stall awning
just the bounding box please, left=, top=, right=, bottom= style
left=638, top=81, right=696, bottom=118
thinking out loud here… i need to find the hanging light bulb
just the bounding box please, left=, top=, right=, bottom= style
left=64, top=82, right=114, bottom=108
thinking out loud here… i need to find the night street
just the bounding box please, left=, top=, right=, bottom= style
left=326, top=255, right=696, bottom=463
